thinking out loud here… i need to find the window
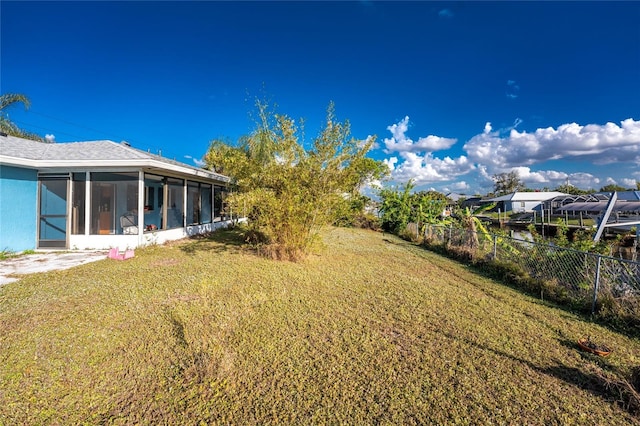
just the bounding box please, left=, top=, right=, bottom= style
left=186, top=181, right=213, bottom=225
left=142, top=174, right=216, bottom=230
left=144, top=174, right=164, bottom=231
left=90, top=172, right=138, bottom=235
left=187, top=181, right=200, bottom=225
left=144, top=186, right=155, bottom=210
left=213, top=185, right=227, bottom=221
left=166, top=177, right=184, bottom=229
left=200, top=183, right=212, bottom=224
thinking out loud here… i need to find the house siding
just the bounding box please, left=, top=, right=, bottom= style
left=505, top=200, right=547, bottom=213
left=0, top=165, right=38, bottom=252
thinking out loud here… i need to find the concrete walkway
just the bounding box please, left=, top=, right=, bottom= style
left=0, top=251, right=108, bottom=285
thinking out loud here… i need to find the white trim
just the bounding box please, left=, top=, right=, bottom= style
left=0, top=155, right=229, bottom=183
left=67, top=218, right=241, bottom=250
left=182, top=179, right=188, bottom=228
left=137, top=171, right=145, bottom=241
left=84, top=172, right=91, bottom=237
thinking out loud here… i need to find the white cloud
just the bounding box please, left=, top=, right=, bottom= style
left=503, top=167, right=604, bottom=189
left=377, top=115, right=635, bottom=195
left=383, top=116, right=457, bottom=153
left=383, top=156, right=398, bottom=171
left=388, top=152, right=474, bottom=184
left=506, top=80, right=520, bottom=99
left=359, top=134, right=377, bottom=150
left=512, top=118, right=523, bottom=129
left=510, top=166, right=566, bottom=183
left=565, top=172, right=600, bottom=189
left=185, top=154, right=206, bottom=167
left=464, top=118, right=640, bottom=169
left=477, top=164, right=491, bottom=181
left=450, top=181, right=470, bottom=191
left=45, top=134, right=55, bottom=143
left=364, top=178, right=383, bottom=190
left=621, top=178, right=637, bottom=188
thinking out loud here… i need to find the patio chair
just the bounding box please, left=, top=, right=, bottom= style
left=120, top=213, right=139, bottom=235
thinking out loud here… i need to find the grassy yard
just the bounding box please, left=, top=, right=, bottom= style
left=1, top=227, right=639, bottom=424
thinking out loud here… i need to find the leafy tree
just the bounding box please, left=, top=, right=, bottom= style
left=553, top=183, right=595, bottom=195
left=599, top=184, right=629, bottom=192
left=492, top=171, right=525, bottom=196
left=378, top=182, right=448, bottom=235
left=412, top=190, right=449, bottom=226
left=452, top=206, right=492, bottom=249
left=204, top=101, right=386, bottom=260
left=378, top=181, right=414, bottom=234
left=0, top=93, right=44, bottom=141
left=332, top=194, right=378, bottom=228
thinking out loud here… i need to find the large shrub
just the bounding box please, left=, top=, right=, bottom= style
left=204, top=102, right=386, bottom=260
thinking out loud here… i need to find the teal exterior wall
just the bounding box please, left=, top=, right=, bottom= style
left=0, top=165, right=38, bottom=252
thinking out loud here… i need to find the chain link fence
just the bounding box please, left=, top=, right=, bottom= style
left=423, top=224, right=640, bottom=327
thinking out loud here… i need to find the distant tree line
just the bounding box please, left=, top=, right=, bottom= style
left=490, top=170, right=638, bottom=196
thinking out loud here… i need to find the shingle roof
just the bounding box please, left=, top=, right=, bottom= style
left=0, top=134, right=229, bottom=183
left=0, top=134, right=50, bottom=159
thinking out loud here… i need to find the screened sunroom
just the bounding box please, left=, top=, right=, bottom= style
left=1, top=135, right=233, bottom=252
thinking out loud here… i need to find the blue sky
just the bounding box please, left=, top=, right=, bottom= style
left=2, top=1, right=639, bottom=195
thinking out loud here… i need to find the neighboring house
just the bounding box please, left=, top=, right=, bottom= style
left=0, top=134, right=232, bottom=252
left=445, top=192, right=465, bottom=202
left=460, top=197, right=484, bottom=211
left=487, top=191, right=568, bottom=214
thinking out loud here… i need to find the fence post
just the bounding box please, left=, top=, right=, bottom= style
left=493, top=234, right=497, bottom=260
left=591, top=255, right=602, bottom=316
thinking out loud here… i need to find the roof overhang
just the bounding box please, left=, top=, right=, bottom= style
left=1, top=155, right=230, bottom=183
left=558, top=201, right=640, bottom=213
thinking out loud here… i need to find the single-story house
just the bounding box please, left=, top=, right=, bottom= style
left=0, top=134, right=233, bottom=252
left=445, top=192, right=465, bottom=202
left=487, top=191, right=568, bottom=214
left=460, top=197, right=484, bottom=211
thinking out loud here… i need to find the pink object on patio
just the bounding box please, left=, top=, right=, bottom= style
left=108, top=247, right=135, bottom=261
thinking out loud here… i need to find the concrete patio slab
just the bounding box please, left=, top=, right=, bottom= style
left=0, top=251, right=108, bottom=286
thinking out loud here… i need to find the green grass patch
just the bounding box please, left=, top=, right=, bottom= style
left=1, top=227, right=639, bottom=424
